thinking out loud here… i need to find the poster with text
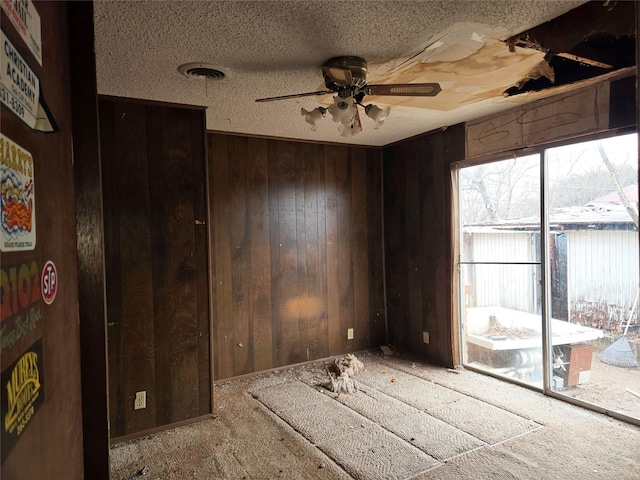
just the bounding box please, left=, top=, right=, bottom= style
left=1, top=338, right=44, bottom=464
left=0, top=133, right=36, bottom=252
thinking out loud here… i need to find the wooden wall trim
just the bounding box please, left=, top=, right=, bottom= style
left=206, top=129, right=384, bottom=149
left=110, top=414, right=214, bottom=445
left=98, top=94, right=206, bottom=111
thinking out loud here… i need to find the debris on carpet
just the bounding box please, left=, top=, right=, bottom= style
left=323, top=354, right=364, bottom=394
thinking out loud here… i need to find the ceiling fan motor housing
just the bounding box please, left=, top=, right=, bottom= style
left=323, top=56, right=368, bottom=91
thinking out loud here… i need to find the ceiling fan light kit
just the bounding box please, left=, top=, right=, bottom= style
left=257, top=56, right=441, bottom=137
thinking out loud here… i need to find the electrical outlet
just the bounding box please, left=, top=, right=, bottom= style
left=347, top=328, right=354, bottom=340
left=423, top=331, right=430, bottom=344
left=134, top=391, right=146, bottom=410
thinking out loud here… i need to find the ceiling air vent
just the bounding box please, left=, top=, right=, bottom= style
left=178, top=63, right=227, bottom=80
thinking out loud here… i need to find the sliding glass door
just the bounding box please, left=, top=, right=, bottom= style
left=459, top=154, right=543, bottom=388
left=546, top=135, right=639, bottom=421
left=458, top=133, right=639, bottom=423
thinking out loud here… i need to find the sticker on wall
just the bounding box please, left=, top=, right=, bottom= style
left=0, top=0, right=42, bottom=65
left=40, top=260, right=56, bottom=305
left=0, top=133, right=36, bottom=252
left=1, top=338, right=45, bottom=464
left=0, top=30, right=55, bottom=132
left=1, top=259, right=42, bottom=355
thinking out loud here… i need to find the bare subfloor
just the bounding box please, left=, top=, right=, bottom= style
left=110, top=352, right=640, bottom=480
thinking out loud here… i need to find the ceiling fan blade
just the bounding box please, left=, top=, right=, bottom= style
left=255, top=90, right=333, bottom=102
left=365, top=83, right=442, bottom=97
left=323, top=66, right=353, bottom=86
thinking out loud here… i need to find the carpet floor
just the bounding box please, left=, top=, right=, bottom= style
left=110, top=352, right=640, bottom=479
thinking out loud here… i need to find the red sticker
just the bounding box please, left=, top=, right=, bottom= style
left=41, top=261, right=57, bottom=305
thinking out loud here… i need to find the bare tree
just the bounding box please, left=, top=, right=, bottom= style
left=597, top=142, right=639, bottom=228
left=461, top=156, right=539, bottom=224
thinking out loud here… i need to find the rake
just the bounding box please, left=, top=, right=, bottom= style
left=597, top=288, right=639, bottom=368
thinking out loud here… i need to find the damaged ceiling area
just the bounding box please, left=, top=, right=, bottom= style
left=93, top=1, right=635, bottom=146
left=505, top=0, right=635, bottom=95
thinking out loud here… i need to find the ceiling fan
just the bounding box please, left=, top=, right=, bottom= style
left=255, top=56, right=442, bottom=136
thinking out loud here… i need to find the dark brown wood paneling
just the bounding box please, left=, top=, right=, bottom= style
left=100, top=98, right=210, bottom=439
left=208, top=134, right=384, bottom=379
left=193, top=112, right=211, bottom=415
left=68, top=1, right=110, bottom=476
left=366, top=157, right=386, bottom=348
left=1, top=2, right=84, bottom=478
left=383, top=126, right=466, bottom=367
left=209, top=133, right=233, bottom=380
left=324, top=146, right=342, bottom=356
left=248, top=138, right=273, bottom=371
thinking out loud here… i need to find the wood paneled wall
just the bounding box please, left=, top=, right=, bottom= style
left=1, top=3, right=84, bottom=477
left=100, top=99, right=210, bottom=438
left=208, top=134, right=386, bottom=380
left=383, top=125, right=466, bottom=367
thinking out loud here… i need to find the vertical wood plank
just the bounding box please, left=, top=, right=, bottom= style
left=228, top=136, right=252, bottom=376
left=294, top=145, right=307, bottom=362
left=149, top=106, right=201, bottom=424
left=350, top=148, right=371, bottom=351
left=405, top=140, right=424, bottom=354
left=366, top=149, right=386, bottom=345
left=422, top=134, right=442, bottom=352
left=191, top=111, right=211, bottom=415
left=99, top=100, right=126, bottom=437
left=248, top=138, right=273, bottom=372
left=116, top=102, right=157, bottom=434
left=315, top=146, right=330, bottom=359
left=303, top=144, right=327, bottom=360
left=267, top=140, right=283, bottom=368
left=336, top=149, right=354, bottom=353
left=277, top=141, right=301, bottom=366
left=384, top=144, right=409, bottom=350
left=324, top=146, right=342, bottom=355
left=210, top=134, right=234, bottom=380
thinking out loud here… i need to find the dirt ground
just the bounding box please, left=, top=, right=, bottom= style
left=110, top=351, right=640, bottom=480
left=564, top=352, right=640, bottom=419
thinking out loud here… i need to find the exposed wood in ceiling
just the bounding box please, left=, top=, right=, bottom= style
left=506, top=0, right=635, bottom=95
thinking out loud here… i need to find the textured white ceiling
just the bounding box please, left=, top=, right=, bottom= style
left=94, top=0, right=587, bottom=146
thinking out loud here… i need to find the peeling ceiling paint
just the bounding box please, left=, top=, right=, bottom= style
left=93, top=1, right=631, bottom=147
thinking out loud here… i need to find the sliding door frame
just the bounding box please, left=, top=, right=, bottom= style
left=453, top=131, right=639, bottom=426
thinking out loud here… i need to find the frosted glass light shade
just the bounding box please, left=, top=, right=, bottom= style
left=328, top=96, right=356, bottom=124
left=301, top=107, right=326, bottom=129
left=365, top=104, right=390, bottom=128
